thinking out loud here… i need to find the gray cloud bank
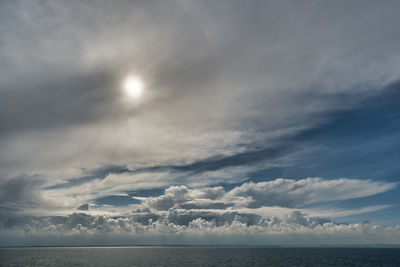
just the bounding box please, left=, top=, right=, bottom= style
left=0, top=177, right=397, bottom=246
left=2, top=210, right=400, bottom=246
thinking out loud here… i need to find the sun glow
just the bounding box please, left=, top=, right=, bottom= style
left=123, top=75, right=144, bottom=99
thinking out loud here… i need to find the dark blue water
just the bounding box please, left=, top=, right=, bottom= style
left=0, top=247, right=399, bottom=266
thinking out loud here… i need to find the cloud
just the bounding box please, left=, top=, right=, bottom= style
left=144, top=178, right=396, bottom=211
left=0, top=174, right=44, bottom=214
left=3, top=175, right=395, bottom=227
left=225, top=178, right=397, bottom=208
left=1, top=0, right=400, bottom=181
left=1, top=0, right=400, bottom=245
left=145, top=185, right=227, bottom=211
left=77, top=203, right=89, bottom=211
left=0, top=176, right=397, bottom=246
left=1, top=210, right=400, bottom=246
left=303, top=205, right=393, bottom=218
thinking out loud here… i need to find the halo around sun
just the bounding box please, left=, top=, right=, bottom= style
left=122, top=75, right=144, bottom=99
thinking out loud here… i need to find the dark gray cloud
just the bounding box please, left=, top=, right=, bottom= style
left=0, top=70, right=116, bottom=136
left=77, top=203, right=89, bottom=211
left=2, top=210, right=400, bottom=246
left=0, top=174, right=43, bottom=214
left=0, top=210, right=338, bottom=233
left=167, top=209, right=261, bottom=227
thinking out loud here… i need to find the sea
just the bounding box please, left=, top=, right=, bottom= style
left=0, top=247, right=399, bottom=266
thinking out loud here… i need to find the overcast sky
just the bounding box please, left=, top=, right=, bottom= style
left=1, top=0, right=400, bottom=246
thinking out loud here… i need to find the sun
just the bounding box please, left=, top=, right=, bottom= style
left=122, top=75, right=144, bottom=99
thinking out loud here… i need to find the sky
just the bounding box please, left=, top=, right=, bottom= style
left=1, top=0, right=400, bottom=246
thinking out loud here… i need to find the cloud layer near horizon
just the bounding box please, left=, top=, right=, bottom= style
left=1, top=176, right=398, bottom=245
left=1, top=176, right=396, bottom=217
left=2, top=210, right=400, bottom=246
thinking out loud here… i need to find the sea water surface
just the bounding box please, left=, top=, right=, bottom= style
left=0, top=247, right=399, bottom=266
